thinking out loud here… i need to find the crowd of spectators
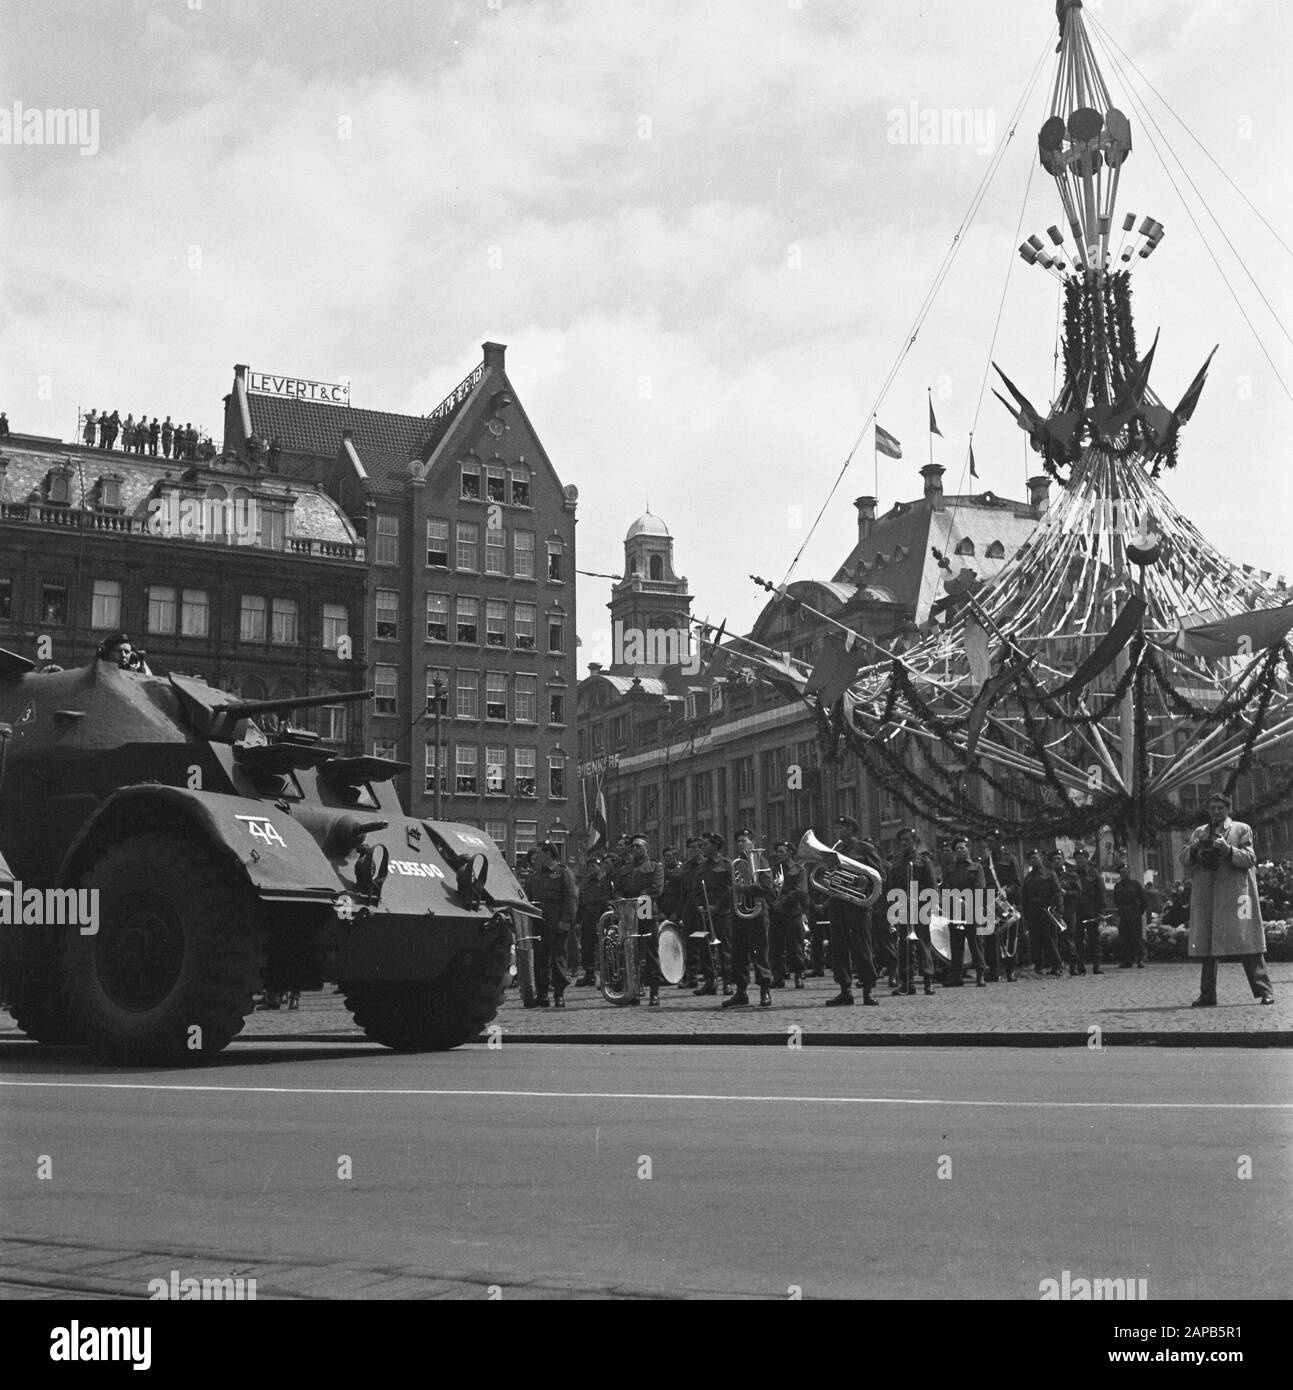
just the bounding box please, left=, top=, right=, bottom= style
left=81, top=409, right=214, bottom=461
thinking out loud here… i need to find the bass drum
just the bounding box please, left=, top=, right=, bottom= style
left=657, top=920, right=687, bottom=985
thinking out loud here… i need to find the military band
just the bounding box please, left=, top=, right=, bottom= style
left=525, top=821, right=1223, bottom=1010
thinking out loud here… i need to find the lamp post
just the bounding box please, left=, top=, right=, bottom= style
left=430, top=675, right=448, bottom=820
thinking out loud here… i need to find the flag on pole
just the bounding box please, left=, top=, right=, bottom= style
left=928, top=395, right=943, bottom=438
left=969, top=440, right=979, bottom=479
left=587, top=773, right=608, bottom=851
left=875, top=424, right=902, bottom=458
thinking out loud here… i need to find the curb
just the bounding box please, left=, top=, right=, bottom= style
left=218, top=1030, right=1293, bottom=1049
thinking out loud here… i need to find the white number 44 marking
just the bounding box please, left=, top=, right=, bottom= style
left=235, top=815, right=287, bottom=847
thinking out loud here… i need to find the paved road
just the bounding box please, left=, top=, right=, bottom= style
left=2, top=1042, right=1289, bottom=1299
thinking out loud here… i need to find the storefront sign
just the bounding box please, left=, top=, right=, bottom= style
left=247, top=369, right=350, bottom=406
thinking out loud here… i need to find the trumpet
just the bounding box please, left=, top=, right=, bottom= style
left=732, top=850, right=773, bottom=920
left=795, top=829, right=884, bottom=908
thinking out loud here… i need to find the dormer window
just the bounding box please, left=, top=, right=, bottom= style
left=460, top=459, right=481, bottom=501
left=97, top=475, right=123, bottom=510
left=46, top=467, right=73, bottom=505
left=986, top=540, right=1005, bottom=559
left=955, top=538, right=976, bottom=557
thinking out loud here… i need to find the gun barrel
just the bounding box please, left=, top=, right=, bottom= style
left=215, top=688, right=373, bottom=719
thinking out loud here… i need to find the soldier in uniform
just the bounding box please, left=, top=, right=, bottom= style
left=768, top=839, right=809, bottom=988
left=1072, top=846, right=1107, bottom=974
left=574, top=856, right=612, bottom=987
left=1050, top=850, right=1083, bottom=974
left=942, top=837, right=988, bottom=987
left=612, top=835, right=665, bottom=1005
left=677, top=837, right=705, bottom=988
left=826, top=814, right=881, bottom=1007
left=1021, top=849, right=1066, bottom=976
left=526, top=842, right=577, bottom=1008
left=725, top=827, right=774, bottom=1008
left=887, top=826, right=938, bottom=995
left=692, top=833, right=733, bottom=996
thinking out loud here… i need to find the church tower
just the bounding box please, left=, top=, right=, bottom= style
left=608, top=511, right=692, bottom=675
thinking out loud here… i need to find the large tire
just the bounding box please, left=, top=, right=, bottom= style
left=0, top=949, right=82, bottom=1045
left=342, top=931, right=510, bottom=1051
left=61, top=833, right=264, bottom=1065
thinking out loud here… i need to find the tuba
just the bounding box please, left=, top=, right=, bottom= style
left=596, top=897, right=649, bottom=1005
left=732, top=850, right=772, bottom=919
left=796, top=830, right=883, bottom=908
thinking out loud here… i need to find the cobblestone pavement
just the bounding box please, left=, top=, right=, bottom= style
left=8, top=959, right=1283, bottom=1046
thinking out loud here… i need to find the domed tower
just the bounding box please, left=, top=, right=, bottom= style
left=608, top=511, right=692, bottom=673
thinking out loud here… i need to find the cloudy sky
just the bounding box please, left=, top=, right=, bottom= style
left=2, top=0, right=1289, bottom=666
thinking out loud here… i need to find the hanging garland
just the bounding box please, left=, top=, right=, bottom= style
left=1144, top=642, right=1288, bottom=726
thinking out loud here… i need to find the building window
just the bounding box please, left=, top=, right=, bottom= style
left=513, top=530, right=535, bottom=579
left=485, top=671, right=508, bottom=720
left=376, top=513, right=400, bottom=566
left=515, top=747, right=537, bottom=798
left=509, top=468, right=530, bottom=508
left=424, top=743, right=447, bottom=795
left=737, top=757, right=754, bottom=796
left=515, top=674, right=537, bottom=723
left=547, top=540, right=564, bottom=582
left=486, top=599, right=507, bottom=648
left=426, top=666, right=449, bottom=710
left=762, top=748, right=785, bottom=793
left=261, top=510, right=288, bottom=551
left=426, top=518, right=449, bottom=568
left=375, top=589, right=399, bottom=639
left=455, top=744, right=478, bottom=794
left=374, top=738, right=397, bottom=761
left=271, top=597, right=299, bottom=645
left=514, top=820, right=538, bottom=860
left=456, top=521, right=478, bottom=571
left=649, top=553, right=663, bottom=580
left=0, top=578, right=11, bottom=620
left=986, top=540, right=1005, bottom=559
left=144, top=584, right=178, bottom=634
left=181, top=588, right=209, bottom=638
left=548, top=690, right=565, bottom=726
left=548, top=616, right=565, bottom=655
left=91, top=579, right=121, bottom=630
left=670, top=779, right=686, bottom=818
left=318, top=705, right=348, bottom=742
left=485, top=526, right=507, bottom=575
left=955, top=537, right=975, bottom=557
left=485, top=820, right=508, bottom=850
left=485, top=464, right=505, bottom=503
left=375, top=664, right=398, bottom=715
left=41, top=581, right=69, bottom=625
left=456, top=596, right=478, bottom=644
left=47, top=471, right=72, bottom=505
left=455, top=670, right=479, bottom=720
left=548, top=753, right=566, bottom=800
left=322, top=604, right=348, bottom=653
left=98, top=477, right=122, bottom=510
left=426, top=593, right=449, bottom=643
left=461, top=461, right=481, bottom=501
left=514, top=602, right=536, bottom=651
left=485, top=746, right=507, bottom=795
left=694, top=771, right=712, bottom=810
left=237, top=593, right=265, bottom=641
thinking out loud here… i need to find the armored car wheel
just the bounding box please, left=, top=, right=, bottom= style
left=0, top=949, right=82, bottom=1045
left=61, top=833, right=264, bottom=1065
left=342, top=930, right=510, bottom=1051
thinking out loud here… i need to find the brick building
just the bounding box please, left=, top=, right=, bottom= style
left=0, top=433, right=367, bottom=748
left=221, top=343, right=579, bottom=860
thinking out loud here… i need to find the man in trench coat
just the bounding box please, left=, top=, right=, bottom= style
left=1180, top=792, right=1275, bottom=1006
